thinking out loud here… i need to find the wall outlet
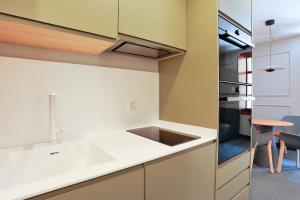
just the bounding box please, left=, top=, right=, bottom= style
left=129, top=100, right=137, bottom=112
left=56, top=127, right=67, bottom=134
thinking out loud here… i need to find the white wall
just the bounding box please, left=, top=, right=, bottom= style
left=253, top=36, right=300, bottom=120
left=0, top=56, right=159, bottom=148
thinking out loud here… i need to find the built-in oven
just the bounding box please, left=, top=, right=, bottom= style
left=218, top=15, right=255, bottom=165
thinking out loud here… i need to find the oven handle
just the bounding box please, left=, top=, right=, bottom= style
left=220, top=96, right=256, bottom=102
left=219, top=29, right=255, bottom=49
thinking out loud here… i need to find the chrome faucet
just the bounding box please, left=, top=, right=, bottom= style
left=49, top=93, right=60, bottom=143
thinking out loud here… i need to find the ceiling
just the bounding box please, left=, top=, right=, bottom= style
left=253, top=0, right=300, bottom=44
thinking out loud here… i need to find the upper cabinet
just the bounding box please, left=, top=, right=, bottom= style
left=219, top=0, right=252, bottom=31
left=119, top=0, right=187, bottom=50
left=0, top=0, right=118, bottom=38
left=0, top=0, right=187, bottom=55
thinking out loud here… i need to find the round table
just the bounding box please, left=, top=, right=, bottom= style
left=252, top=118, right=294, bottom=173
left=252, top=119, right=293, bottom=127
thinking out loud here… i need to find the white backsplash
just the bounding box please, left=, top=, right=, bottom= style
left=0, top=56, right=159, bottom=148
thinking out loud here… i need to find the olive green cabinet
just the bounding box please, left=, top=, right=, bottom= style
left=232, top=185, right=250, bottom=200
left=219, top=0, right=252, bottom=31
left=216, top=169, right=250, bottom=200
left=119, top=0, right=187, bottom=50
left=145, top=143, right=216, bottom=200
left=216, top=152, right=251, bottom=200
left=0, top=0, right=187, bottom=49
left=30, top=167, right=144, bottom=200
left=29, top=143, right=216, bottom=200
left=0, top=0, right=118, bottom=38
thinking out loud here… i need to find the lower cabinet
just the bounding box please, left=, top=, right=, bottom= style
left=29, top=166, right=144, bottom=200
left=216, top=169, right=250, bottom=200
left=232, top=185, right=250, bottom=200
left=216, top=151, right=251, bottom=200
left=217, top=151, right=250, bottom=188
left=145, top=143, right=216, bottom=200
left=29, top=142, right=216, bottom=200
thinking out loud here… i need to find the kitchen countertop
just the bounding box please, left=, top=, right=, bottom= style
left=0, top=120, right=217, bottom=200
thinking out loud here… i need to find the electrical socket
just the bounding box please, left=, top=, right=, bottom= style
left=129, top=100, right=137, bottom=112
left=56, top=127, right=67, bottom=134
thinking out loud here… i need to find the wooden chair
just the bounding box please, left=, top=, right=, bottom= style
left=276, top=116, right=300, bottom=173
left=277, top=132, right=300, bottom=173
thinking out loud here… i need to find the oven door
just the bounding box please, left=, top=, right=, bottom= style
left=218, top=16, right=255, bottom=165
left=218, top=99, right=253, bottom=165
left=219, top=38, right=253, bottom=88
left=219, top=16, right=254, bottom=85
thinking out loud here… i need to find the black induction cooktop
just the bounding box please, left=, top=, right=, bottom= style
left=127, top=126, right=200, bottom=146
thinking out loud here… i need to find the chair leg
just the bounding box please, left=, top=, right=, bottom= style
left=277, top=140, right=285, bottom=173
left=267, top=140, right=274, bottom=174
left=250, top=142, right=258, bottom=174
left=285, top=146, right=288, bottom=155
left=297, top=149, right=300, bottom=169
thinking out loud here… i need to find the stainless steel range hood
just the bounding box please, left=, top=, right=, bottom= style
left=109, top=34, right=185, bottom=60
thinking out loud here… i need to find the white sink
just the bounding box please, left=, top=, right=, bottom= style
left=0, top=139, right=114, bottom=189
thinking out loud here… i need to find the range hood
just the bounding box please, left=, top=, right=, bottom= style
left=109, top=34, right=185, bottom=60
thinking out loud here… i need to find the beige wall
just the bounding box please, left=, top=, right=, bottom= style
left=159, top=0, right=219, bottom=129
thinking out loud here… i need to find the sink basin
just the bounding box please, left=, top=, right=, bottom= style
left=0, top=139, right=114, bottom=189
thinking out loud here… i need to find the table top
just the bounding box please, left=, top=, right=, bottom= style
left=252, top=118, right=294, bottom=127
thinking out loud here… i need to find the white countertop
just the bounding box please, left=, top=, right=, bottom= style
left=0, top=120, right=217, bottom=200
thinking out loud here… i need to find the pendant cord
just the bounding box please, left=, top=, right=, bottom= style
left=269, top=24, right=272, bottom=69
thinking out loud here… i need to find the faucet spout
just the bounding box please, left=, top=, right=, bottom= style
left=49, top=93, right=60, bottom=144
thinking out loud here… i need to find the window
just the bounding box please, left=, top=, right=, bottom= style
left=238, top=52, right=252, bottom=110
